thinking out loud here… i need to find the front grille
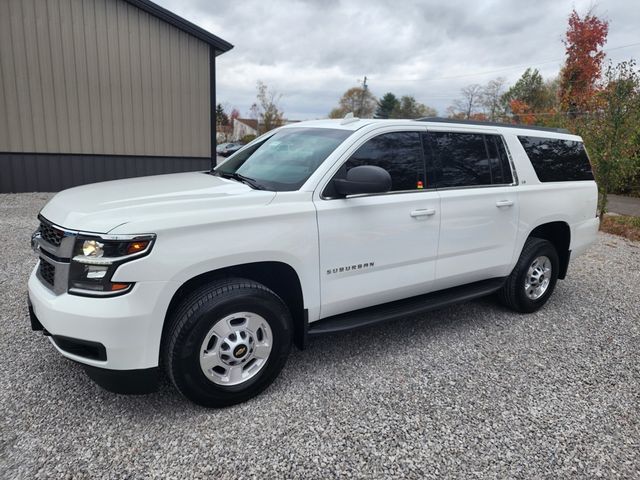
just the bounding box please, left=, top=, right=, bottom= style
left=35, top=217, right=76, bottom=295
left=39, top=260, right=55, bottom=287
left=40, top=220, right=65, bottom=247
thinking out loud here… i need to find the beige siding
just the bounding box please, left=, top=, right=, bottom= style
left=0, top=0, right=211, bottom=157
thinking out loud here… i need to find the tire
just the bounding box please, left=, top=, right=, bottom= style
left=498, top=237, right=560, bottom=313
left=164, top=278, right=292, bottom=407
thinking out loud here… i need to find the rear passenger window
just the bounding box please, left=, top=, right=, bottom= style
left=518, top=136, right=594, bottom=182
left=343, top=132, right=426, bottom=192
left=426, top=132, right=492, bottom=188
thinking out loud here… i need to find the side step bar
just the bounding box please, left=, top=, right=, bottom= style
left=308, top=277, right=505, bottom=337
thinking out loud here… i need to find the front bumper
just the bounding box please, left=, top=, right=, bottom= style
left=28, top=264, right=177, bottom=372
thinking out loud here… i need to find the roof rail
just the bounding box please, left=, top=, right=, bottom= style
left=417, top=117, right=570, bottom=134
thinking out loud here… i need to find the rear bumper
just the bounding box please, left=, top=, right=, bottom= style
left=571, top=217, right=600, bottom=259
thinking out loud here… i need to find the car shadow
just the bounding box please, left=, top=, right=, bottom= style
left=38, top=294, right=530, bottom=415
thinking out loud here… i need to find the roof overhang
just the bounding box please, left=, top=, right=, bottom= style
left=124, top=0, right=233, bottom=56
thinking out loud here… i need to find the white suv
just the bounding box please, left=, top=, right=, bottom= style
left=28, top=117, right=599, bottom=407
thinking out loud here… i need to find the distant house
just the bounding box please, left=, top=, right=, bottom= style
left=231, top=118, right=302, bottom=141
left=216, top=125, right=233, bottom=143
left=233, top=118, right=259, bottom=141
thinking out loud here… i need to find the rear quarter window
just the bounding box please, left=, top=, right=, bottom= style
left=518, top=136, right=594, bottom=182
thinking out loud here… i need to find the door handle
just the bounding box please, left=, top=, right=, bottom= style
left=495, top=200, right=514, bottom=207
left=410, top=208, right=436, bottom=217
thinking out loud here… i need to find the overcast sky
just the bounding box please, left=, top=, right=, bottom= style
left=156, top=0, right=639, bottom=120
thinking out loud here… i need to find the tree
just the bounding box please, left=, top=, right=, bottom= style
left=500, top=68, right=562, bottom=124
left=216, top=103, right=229, bottom=126
left=391, top=95, right=436, bottom=119
left=255, top=81, right=284, bottom=133
left=375, top=92, right=400, bottom=118
left=480, top=77, right=506, bottom=121
left=508, top=99, right=536, bottom=125
left=543, top=76, right=561, bottom=111
left=577, top=61, right=640, bottom=220
left=448, top=84, right=483, bottom=119
left=330, top=86, right=377, bottom=118
left=328, top=107, right=345, bottom=119
left=249, top=103, right=259, bottom=120
left=502, top=68, right=549, bottom=113
left=559, top=9, right=609, bottom=116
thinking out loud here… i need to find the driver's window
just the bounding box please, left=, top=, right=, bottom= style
left=342, top=132, right=426, bottom=192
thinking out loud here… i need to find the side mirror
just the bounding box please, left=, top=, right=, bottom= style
left=333, top=165, right=392, bottom=197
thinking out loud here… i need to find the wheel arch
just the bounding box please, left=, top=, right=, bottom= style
left=161, top=261, right=307, bottom=359
left=527, top=221, right=571, bottom=279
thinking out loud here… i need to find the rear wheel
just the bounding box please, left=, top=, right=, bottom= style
left=164, top=278, right=292, bottom=407
left=499, top=237, right=559, bottom=313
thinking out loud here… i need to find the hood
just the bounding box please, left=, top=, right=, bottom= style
left=40, top=172, right=276, bottom=233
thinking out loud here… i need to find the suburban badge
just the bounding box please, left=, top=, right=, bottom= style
left=327, top=262, right=375, bottom=275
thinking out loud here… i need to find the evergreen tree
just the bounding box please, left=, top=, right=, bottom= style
left=391, top=96, right=436, bottom=119
left=216, top=103, right=229, bottom=126
left=375, top=92, right=400, bottom=118
left=502, top=68, right=548, bottom=113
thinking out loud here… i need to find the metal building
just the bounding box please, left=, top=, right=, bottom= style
left=0, top=0, right=232, bottom=192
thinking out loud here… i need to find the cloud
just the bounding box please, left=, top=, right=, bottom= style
left=155, top=0, right=640, bottom=119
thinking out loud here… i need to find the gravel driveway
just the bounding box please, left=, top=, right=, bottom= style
left=1, top=193, right=639, bottom=479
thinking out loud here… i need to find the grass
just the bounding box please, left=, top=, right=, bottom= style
left=600, top=214, right=640, bottom=242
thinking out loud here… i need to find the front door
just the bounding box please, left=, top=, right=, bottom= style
left=315, top=130, right=441, bottom=319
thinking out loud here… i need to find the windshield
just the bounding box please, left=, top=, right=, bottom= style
left=215, top=128, right=352, bottom=191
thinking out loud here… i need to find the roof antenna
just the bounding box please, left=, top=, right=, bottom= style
left=340, top=112, right=359, bottom=125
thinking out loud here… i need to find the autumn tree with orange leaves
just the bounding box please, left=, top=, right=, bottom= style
left=444, top=7, right=640, bottom=206
left=508, top=100, right=536, bottom=125
left=559, top=9, right=609, bottom=116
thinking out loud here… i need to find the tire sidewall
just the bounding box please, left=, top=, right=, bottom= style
left=515, top=241, right=560, bottom=312
left=170, top=288, right=292, bottom=407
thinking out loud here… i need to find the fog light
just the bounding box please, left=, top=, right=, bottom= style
left=86, top=265, right=108, bottom=279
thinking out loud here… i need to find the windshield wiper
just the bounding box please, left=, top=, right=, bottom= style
left=215, top=171, right=265, bottom=190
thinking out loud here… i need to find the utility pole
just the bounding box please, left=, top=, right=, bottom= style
left=359, top=76, right=368, bottom=117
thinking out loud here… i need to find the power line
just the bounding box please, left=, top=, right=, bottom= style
left=379, top=41, right=640, bottom=83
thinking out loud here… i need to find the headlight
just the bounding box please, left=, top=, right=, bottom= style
left=68, top=234, right=155, bottom=297
left=82, top=240, right=104, bottom=257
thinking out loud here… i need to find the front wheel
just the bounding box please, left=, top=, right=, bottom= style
left=164, top=278, right=293, bottom=407
left=498, top=237, right=559, bottom=313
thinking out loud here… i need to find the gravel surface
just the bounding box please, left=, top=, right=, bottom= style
left=1, top=193, right=639, bottom=479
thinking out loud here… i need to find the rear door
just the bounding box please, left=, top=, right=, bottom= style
left=424, top=129, right=520, bottom=289
left=315, top=129, right=441, bottom=318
